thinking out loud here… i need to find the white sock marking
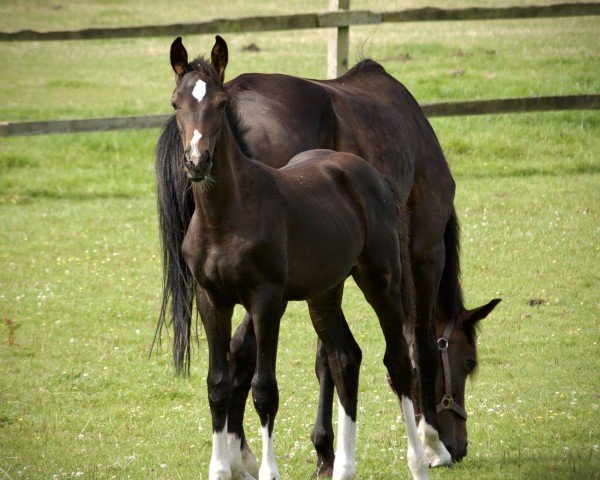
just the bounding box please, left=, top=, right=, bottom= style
left=210, top=421, right=231, bottom=479
left=333, top=399, right=357, bottom=480
left=259, top=425, right=280, bottom=480
left=228, top=434, right=256, bottom=480
left=228, top=434, right=244, bottom=476
left=400, top=396, right=429, bottom=480
left=418, top=419, right=452, bottom=467
left=190, top=129, right=202, bottom=162
left=192, top=79, right=207, bottom=102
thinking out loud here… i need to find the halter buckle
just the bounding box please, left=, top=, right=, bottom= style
left=437, top=337, right=449, bottom=351
left=441, top=395, right=454, bottom=409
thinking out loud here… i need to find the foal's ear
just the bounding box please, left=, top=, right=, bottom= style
left=211, top=35, right=228, bottom=83
left=460, top=298, right=501, bottom=329
left=170, top=37, right=188, bottom=79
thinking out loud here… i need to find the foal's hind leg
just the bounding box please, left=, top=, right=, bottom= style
left=311, top=338, right=336, bottom=477
left=311, top=314, right=358, bottom=478
left=353, top=267, right=429, bottom=480
left=229, top=313, right=259, bottom=480
left=308, top=283, right=362, bottom=480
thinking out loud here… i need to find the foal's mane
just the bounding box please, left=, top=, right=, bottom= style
left=184, top=56, right=223, bottom=85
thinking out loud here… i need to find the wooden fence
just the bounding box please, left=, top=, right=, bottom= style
left=2, top=3, right=598, bottom=42
left=1, top=2, right=598, bottom=137
left=1, top=95, right=598, bottom=138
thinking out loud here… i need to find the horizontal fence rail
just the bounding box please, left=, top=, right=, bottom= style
left=1, top=95, right=598, bottom=138
left=1, top=3, right=599, bottom=41
left=420, top=94, right=600, bottom=117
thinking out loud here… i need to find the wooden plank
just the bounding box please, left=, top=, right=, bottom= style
left=0, top=14, right=319, bottom=41
left=319, top=10, right=381, bottom=28
left=421, top=95, right=600, bottom=117
left=382, top=3, right=600, bottom=23
left=327, top=0, right=351, bottom=79
left=0, top=114, right=171, bottom=137
left=1, top=3, right=598, bottom=42
left=1, top=96, right=598, bottom=137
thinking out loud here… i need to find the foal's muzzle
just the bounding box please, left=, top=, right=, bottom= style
left=184, top=150, right=212, bottom=182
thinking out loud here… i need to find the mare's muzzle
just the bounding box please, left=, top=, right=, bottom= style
left=184, top=150, right=213, bottom=182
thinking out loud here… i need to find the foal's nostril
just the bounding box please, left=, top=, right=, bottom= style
left=200, top=150, right=211, bottom=165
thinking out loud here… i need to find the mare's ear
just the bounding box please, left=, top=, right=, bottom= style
left=211, top=35, right=228, bottom=82
left=459, top=298, right=501, bottom=329
left=170, top=37, right=188, bottom=79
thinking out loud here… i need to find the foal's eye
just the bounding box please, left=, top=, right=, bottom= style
left=171, top=101, right=179, bottom=111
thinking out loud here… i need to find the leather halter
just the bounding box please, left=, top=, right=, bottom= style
left=436, top=318, right=468, bottom=420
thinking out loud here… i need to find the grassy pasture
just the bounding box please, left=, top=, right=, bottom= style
left=1, top=1, right=599, bottom=479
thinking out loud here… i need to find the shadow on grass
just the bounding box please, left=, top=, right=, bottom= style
left=456, top=449, right=600, bottom=480
left=456, top=162, right=600, bottom=180
left=507, top=450, right=598, bottom=480
left=0, top=190, right=148, bottom=205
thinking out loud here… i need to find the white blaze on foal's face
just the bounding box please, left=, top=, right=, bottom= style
left=189, top=129, right=202, bottom=162
left=192, top=79, right=206, bottom=102
left=188, top=79, right=206, bottom=162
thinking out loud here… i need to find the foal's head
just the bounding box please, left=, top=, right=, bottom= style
left=169, top=36, right=229, bottom=182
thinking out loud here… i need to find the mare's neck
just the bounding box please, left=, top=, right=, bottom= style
left=191, top=110, right=250, bottom=220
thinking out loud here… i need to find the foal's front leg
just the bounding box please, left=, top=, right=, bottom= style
left=249, top=285, right=286, bottom=480
left=197, top=289, right=235, bottom=480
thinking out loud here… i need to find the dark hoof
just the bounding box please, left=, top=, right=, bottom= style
left=312, top=460, right=334, bottom=478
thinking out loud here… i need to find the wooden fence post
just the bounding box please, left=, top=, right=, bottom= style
left=327, top=0, right=350, bottom=79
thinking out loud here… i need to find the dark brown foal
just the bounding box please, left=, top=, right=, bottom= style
left=169, top=51, right=429, bottom=480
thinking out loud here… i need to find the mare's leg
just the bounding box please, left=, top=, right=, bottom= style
left=411, top=239, right=452, bottom=466
left=249, top=285, right=286, bottom=480
left=311, top=339, right=336, bottom=477
left=352, top=267, right=428, bottom=480
left=197, top=288, right=235, bottom=480
left=308, top=283, right=362, bottom=480
left=228, top=313, right=259, bottom=480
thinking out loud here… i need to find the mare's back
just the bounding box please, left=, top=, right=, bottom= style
left=313, top=60, right=449, bottom=199
left=226, top=61, right=453, bottom=207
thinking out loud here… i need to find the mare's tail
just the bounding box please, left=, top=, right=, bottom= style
left=152, top=115, right=196, bottom=375
left=384, top=178, right=416, bottom=331
left=438, top=208, right=464, bottom=320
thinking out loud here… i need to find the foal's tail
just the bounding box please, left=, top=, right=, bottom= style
left=151, top=115, right=196, bottom=375
left=383, top=178, right=416, bottom=330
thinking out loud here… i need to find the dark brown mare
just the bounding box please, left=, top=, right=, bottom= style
left=155, top=36, right=500, bottom=477
left=168, top=46, right=430, bottom=480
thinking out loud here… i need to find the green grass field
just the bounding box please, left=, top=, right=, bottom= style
left=1, top=1, right=599, bottom=479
